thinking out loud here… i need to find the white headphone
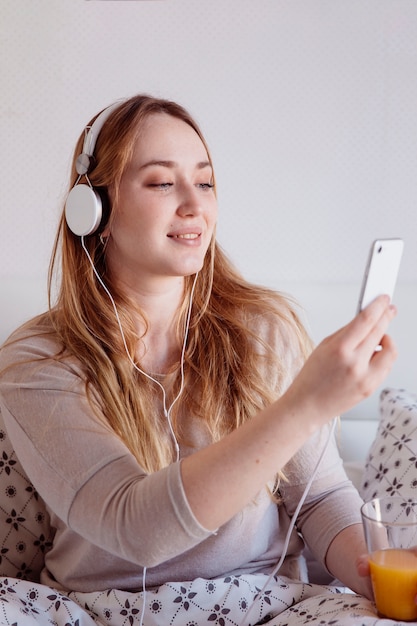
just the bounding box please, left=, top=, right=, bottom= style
left=65, top=101, right=123, bottom=237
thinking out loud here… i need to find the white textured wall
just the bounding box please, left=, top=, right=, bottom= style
left=1, top=0, right=417, bottom=418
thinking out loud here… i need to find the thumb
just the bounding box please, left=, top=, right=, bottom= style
left=356, top=554, right=370, bottom=577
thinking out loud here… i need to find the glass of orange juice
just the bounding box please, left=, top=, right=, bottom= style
left=361, top=496, right=417, bottom=621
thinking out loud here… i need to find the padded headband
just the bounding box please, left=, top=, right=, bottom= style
left=75, top=101, right=123, bottom=176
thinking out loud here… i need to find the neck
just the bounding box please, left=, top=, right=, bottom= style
left=116, top=275, right=192, bottom=375
left=81, top=236, right=195, bottom=376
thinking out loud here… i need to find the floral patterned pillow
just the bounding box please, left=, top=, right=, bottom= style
left=0, top=406, right=54, bottom=581
left=360, top=388, right=417, bottom=502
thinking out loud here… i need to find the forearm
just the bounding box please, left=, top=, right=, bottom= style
left=181, top=298, right=397, bottom=532
left=181, top=391, right=319, bottom=531
left=325, top=523, right=373, bottom=599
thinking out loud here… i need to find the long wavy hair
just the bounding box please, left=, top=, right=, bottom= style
left=40, top=94, right=312, bottom=474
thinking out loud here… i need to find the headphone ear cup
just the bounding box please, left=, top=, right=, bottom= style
left=95, top=186, right=110, bottom=233
left=65, top=184, right=103, bottom=236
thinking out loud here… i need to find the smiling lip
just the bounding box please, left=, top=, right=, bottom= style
left=167, top=228, right=202, bottom=244
left=170, top=233, right=200, bottom=240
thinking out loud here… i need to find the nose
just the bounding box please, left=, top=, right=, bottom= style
left=176, top=183, right=203, bottom=217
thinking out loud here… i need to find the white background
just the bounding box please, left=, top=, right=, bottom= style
left=1, top=0, right=416, bottom=419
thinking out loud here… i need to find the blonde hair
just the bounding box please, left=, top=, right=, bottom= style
left=41, top=95, right=312, bottom=474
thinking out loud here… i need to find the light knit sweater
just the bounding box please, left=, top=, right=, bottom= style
left=0, top=314, right=363, bottom=593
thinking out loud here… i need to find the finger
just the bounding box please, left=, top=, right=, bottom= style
left=358, top=336, right=398, bottom=397
left=342, top=296, right=392, bottom=349
left=356, top=554, right=371, bottom=577
left=370, top=334, right=398, bottom=363
left=360, top=306, right=397, bottom=357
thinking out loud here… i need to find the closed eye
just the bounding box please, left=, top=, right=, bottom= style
left=148, top=183, right=173, bottom=189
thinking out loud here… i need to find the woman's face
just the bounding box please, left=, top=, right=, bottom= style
left=103, top=113, right=217, bottom=293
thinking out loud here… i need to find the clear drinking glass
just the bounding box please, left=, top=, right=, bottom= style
left=361, top=496, right=417, bottom=621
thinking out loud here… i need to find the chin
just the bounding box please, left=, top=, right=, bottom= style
left=177, top=259, right=205, bottom=277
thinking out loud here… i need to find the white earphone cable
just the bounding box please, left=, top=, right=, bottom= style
left=81, top=236, right=198, bottom=626
left=139, top=566, right=147, bottom=626
left=81, top=236, right=197, bottom=463
left=240, top=416, right=338, bottom=626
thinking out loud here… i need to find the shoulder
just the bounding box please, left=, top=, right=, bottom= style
left=0, top=313, right=103, bottom=439
left=1, top=313, right=60, bottom=362
left=246, top=290, right=312, bottom=356
left=241, top=290, right=314, bottom=393
left=0, top=313, right=83, bottom=383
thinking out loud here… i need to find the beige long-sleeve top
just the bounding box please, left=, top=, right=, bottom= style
left=0, top=314, right=364, bottom=593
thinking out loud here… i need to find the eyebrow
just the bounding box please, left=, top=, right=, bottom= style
left=139, top=160, right=212, bottom=171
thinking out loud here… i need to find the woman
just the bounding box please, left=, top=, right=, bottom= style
left=0, top=95, right=400, bottom=625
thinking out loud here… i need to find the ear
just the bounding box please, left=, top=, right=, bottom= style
left=100, top=225, right=111, bottom=238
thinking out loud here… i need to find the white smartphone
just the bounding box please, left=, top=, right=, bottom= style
left=357, top=238, right=404, bottom=313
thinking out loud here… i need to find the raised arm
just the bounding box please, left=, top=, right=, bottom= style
left=180, top=295, right=397, bottom=530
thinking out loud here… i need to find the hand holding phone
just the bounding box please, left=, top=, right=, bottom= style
left=357, top=238, right=404, bottom=314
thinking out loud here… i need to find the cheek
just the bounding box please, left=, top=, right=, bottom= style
left=106, top=211, right=142, bottom=248
left=208, top=204, right=218, bottom=229
left=110, top=197, right=149, bottom=234
left=205, top=209, right=217, bottom=246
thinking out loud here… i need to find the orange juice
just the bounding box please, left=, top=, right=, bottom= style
left=369, top=548, right=417, bottom=621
